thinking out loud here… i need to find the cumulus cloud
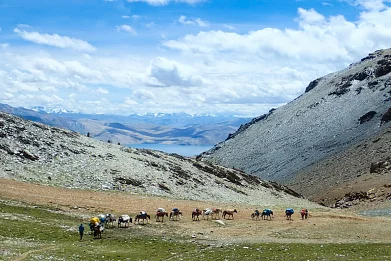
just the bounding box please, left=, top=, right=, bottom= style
left=14, top=28, right=96, bottom=52
left=351, top=0, right=391, bottom=11
left=164, top=6, right=391, bottom=63
left=178, top=16, right=209, bottom=27
left=148, top=57, right=204, bottom=87
left=127, top=0, right=206, bottom=5
left=3, top=3, right=391, bottom=115
left=133, top=89, right=156, bottom=99
left=116, top=25, right=137, bottom=35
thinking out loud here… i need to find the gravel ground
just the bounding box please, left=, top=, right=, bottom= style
left=2, top=178, right=391, bottom=245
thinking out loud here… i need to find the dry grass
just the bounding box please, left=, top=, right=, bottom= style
left=2, top=178, right=391, bottom=245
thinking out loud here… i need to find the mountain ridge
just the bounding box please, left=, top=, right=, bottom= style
left=0, top=111, right=320, bottom=208
left=199, top=48, right=391, bottom=205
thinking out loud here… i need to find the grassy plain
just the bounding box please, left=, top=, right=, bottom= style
left=1, top=179, right=391, bottom=260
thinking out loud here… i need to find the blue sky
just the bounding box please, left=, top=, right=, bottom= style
left=0, top=0, right=391, bottom=116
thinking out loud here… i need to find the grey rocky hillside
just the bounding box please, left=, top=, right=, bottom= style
left=0, top=112, right=319, bottom=208
left=198, top=49, right=391, bottom=186
left=289, top=123, right=391, bottom=207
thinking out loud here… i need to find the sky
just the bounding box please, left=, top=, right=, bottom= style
left=0, top=0, right=391, bottom=116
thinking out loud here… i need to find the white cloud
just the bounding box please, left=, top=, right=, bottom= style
left=116, top=25, right=137, bottom=35
left=178, top=15, right=209, bottom=27
left=148, top=57, right=204, bottom=87
left=223, top=24, right=236, bottom=30
left=146, top=22, right=156, bottom=29
left=122, top=15, right=131, bottom=19
left=127, top=0, right=206, bottom=5
left=14, top=28, right=96, bottom=52
left=133, top=89, right=156, bottom=99
left=3, top=4, right=391, bottom=116
left=351, top=0, right=391, bottom=11
left=17, top=24, right=30, bottom=29
left=96, top=88, right=109, bottom=94
left=164, top=7, right=391, bottom=63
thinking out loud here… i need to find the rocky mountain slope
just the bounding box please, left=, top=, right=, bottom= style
left=199, top=49, right=391, bottom=201
left=0, top=103, right=250, bottom=146
left=0, top=111, right=319, bottom=208
left=289, top=123, right=391, bottom=207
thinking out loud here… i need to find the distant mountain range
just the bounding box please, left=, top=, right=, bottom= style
left=199, top=48, right=391, bottom=207
left=0, top=103, right=252, bottom=146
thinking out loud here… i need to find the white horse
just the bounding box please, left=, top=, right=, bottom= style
left=202, top=208, right=213, bottom=220
left=105, top=213, right=116, bottom=227
left=118, top=214, right=132, bottom=227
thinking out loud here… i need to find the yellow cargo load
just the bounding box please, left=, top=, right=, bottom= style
left=90, top=217, right=100, bottom=224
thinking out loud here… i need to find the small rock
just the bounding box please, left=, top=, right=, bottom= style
left=214, top=220, right=225, bottom=226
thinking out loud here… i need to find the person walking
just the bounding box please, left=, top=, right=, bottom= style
left=78, top=223, right=85, bottom=240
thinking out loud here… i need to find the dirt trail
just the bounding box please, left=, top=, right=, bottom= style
left=2, top=178, right=391, bottom=244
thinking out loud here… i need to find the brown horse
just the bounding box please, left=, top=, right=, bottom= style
left=211, top=208, right=222, bottom=219
left=251, top=210, right=260, bottom=220
left=93, top=224, right=103, bottom=239
left=169, top=210, right=182, bottom=221
left=222, top=209, right=237, bottom=219
left=135, top=212, right=150, bottom=224
left=300, top=209, right=309, bottom=220
left=192, top=208, right=202, bottom=221
left=155, top=211, right=168, bottom=222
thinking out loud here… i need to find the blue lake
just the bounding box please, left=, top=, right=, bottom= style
left=359, top=208, right=391, bottom=217
left=126, top=144, right=213, bottom=157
